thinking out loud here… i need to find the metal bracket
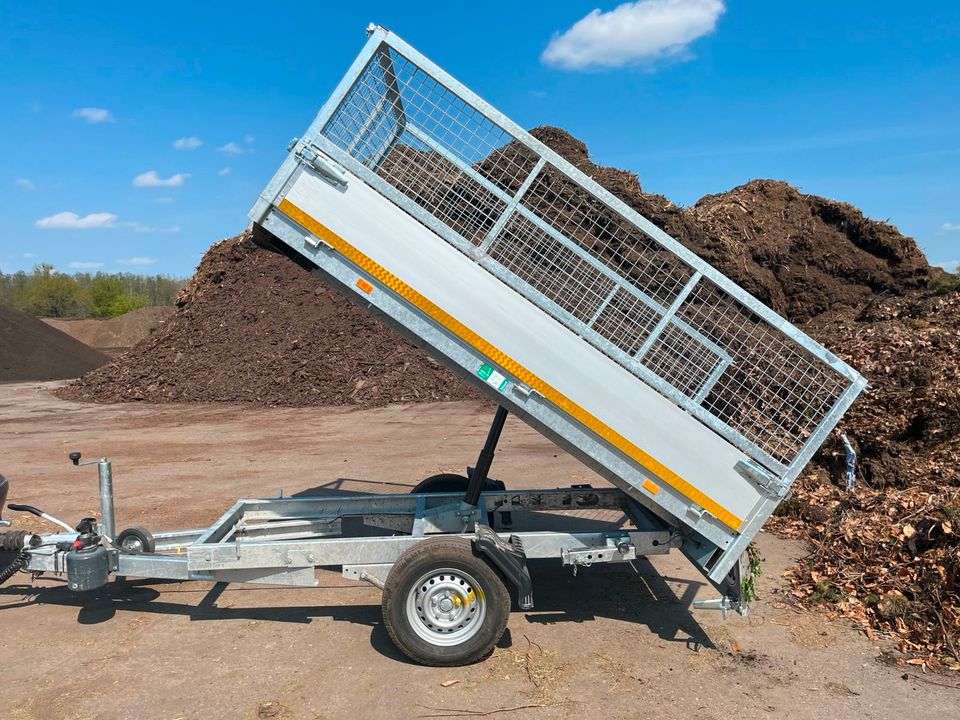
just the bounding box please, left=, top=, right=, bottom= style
left=343, top=563, right=391, bottom=589
left=511, top=384, right=536, bottom=400
left=734, top=459, right=788, bottom=497
left=561, top=540, right=636, bottom=569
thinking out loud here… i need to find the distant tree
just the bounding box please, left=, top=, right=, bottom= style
left=20, top=266, right=85, bottom=317
left=88, top=275, right=147, bottom=318
left=0, top=266, right=186, bottom=317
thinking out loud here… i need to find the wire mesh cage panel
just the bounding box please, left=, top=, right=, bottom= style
left=318, top=41, right=864, bottom=477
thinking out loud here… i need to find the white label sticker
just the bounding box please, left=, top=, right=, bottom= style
left=485, top=369, right=507, bottom=390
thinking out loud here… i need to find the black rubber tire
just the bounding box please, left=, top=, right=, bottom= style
left=116, top=526, right=155, bottom=554
left=382, top=537, right=510, bottom=666
left=410, top=473, right=471, bottom=494
left=410, top=474, right=506, bottom=527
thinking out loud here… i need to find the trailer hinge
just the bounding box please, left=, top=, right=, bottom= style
left=296, top=143, right=349, bottom=188
left=734, top=459, right=787, bottom=497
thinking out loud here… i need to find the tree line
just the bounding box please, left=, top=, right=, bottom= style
left=0, top=264, right=187, bottom=318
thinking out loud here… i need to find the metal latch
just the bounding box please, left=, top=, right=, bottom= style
left=734, top=459, right=787, bottom=497
left=511, top=383, right=536, bottom=400
left=295, top=142, right=349, bottom=188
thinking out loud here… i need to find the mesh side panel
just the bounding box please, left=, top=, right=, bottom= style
left=640, top=324, right=723, bottom=398
left=591, top=289, right=661, bottom=355
left=375, top=138, right=505, bottom=246
left=325, top=49, right=539, bottom=194
left=489, top=214, right=616, bottom=323
left=317, top=41, right=860, bottom=473
left=521, top=166, right=694, bottom=308
left=678, top=279, right=848, bottom=465
left=321, top=52, right=399, bottom=166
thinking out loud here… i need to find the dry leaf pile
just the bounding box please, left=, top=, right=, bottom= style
left=771, top=289, right=960, bottom=668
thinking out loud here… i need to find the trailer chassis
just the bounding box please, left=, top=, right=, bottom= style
left=1, top=408, right=747, bottom=665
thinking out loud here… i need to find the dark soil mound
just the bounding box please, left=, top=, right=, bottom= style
left=689, top=180, right=932, bottom=321
left=0, top=304, right=109, bottom=382
left=58, top=234, right=479, bottom=406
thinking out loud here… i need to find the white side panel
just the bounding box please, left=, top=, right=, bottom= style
left=284, top=170, right=763, bottom=523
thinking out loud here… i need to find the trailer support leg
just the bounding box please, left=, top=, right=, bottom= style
left=464, top=406, right=508, bottom=507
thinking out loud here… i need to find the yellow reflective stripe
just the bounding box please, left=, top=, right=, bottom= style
left=278, top=198, right=742, bottom=531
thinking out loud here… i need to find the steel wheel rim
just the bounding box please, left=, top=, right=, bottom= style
left=121, top=536, right=143, bottom=552
left=406, top=567, right=486, bottom=646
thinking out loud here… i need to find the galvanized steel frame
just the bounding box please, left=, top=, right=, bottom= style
left=286, top=25, right=865, bottom=484
left=22, top=488, right=675, bottom=585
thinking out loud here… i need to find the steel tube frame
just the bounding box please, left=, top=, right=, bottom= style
left=97, top=458, right=116, bottom=541
left=21, top=486, right=676, bottom=587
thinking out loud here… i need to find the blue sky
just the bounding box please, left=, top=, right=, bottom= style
left=2, top=1, right=958, bottom=277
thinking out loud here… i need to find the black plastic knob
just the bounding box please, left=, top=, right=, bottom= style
left=69, top=452, right=82, bottom=466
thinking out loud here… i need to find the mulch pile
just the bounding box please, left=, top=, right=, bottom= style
left=57, top=235, right=477, bottom=406
left=0, top=303, right=109, bottom=382
left=59, top=126, right=958, bottom=664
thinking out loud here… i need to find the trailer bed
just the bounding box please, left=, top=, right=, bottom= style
left=249, top=25, right=866, bottom=586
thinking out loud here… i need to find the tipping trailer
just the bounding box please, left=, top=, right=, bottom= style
left=0, top=25, right=866, bottom=666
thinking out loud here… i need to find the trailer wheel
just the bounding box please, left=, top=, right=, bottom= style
left=382, top=537, right=510, bottom=666
left=116, top=527, right=155, bottom=554
left=411, top=474, right=507, bottom=527
left=410, top=473, right=471, bottom=493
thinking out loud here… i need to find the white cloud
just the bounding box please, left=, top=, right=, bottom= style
left=542, top=0, right=725, bottom=70
left=153, top=196, right=175, bottom=204
left=22, top=253, right=37, bottom=259
left=935, top=260, right=959, bottom=273
left=173, top=136, right=203, bottom=150
left=244, top=135, right=256, bottom=144
left=15, top=178, right=36, bottom=191
left=942, top=222, right=960, bottom=232
left=72, top=107, right=115, bottom=124
left=120, top=221, right=180, bottom=234
left=68, top=261, right=105, bottom=270
left=36, top=211, right=118, bottom=230
left=218, top=167, right=232, bottom=176
left=133, top=170, right=190, bottom=187
left=218, top=141, right=246, bottom=155
left=116, top=257, right=158, bottom=266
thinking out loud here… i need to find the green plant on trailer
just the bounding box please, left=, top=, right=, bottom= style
left=740, top=541, right=762, bottom=604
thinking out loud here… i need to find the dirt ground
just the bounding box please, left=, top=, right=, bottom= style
left=1, top=383, right=956, bottom=720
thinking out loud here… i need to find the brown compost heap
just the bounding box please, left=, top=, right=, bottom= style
left=57, top=235, right=478, bottom=407
left=59, top=127, right=958, bottom=665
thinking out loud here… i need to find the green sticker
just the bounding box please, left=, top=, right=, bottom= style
left=477, top=363, right=510, bottom=392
